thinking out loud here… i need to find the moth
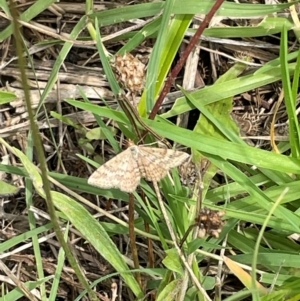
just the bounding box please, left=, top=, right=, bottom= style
left=88, top=145, right=189, bottom=193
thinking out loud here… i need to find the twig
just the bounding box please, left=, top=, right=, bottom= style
left=128, top=193, right=142, bottom=288
left=0, top=260, right=39, bottom=301
left=148, top=0, right=226, bottom=120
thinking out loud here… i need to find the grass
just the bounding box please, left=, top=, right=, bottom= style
left=0, top=0, right=300, bottom=300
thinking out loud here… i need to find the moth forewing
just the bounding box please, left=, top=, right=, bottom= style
left=135, top=147, right=189, bottom=182
left=167, top=150, right=190, bottom=169
left=88, top=145, right=190, bottom=192
left=88, top=148, right=141, bottom=193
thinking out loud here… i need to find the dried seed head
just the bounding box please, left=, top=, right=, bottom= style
left=196, top=208, right=225, bottom=238
left=112, top=53, right=145, bottom=95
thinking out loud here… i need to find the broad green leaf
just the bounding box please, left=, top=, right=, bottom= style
left=162, top=249, right=183, bottom=275
left=51, top=191, right=143, bottom=297
left=86, top=127, right=118, bottom=140
left=156, top=279, right=182, bottom=301
left=0, top=91, right=17, bottom=104
left=0, top=180, right=20, bottom=196
left=13, top=148, right=43, bottom=195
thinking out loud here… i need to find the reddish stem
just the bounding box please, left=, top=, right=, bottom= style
left=148, top=0, right=225, bottom=120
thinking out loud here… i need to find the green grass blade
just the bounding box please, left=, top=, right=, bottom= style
left=0, top=91, right=17, bottom=104
left=291, top=51, right=300, bottom=101
left=140, top=14, right=193, bottom=116
left=118, top=17, right=162, bottom=55
left=52, top=191, right=143, bottom=297
left=37, top=16, right=87, bottom=112
left=0, top=0, right=58, bottom=41
left=162, top=63, right=297, bottom=118
left=89, top=1, right=296, bottom=27
left=66, top=100, right=300, bottom=174
left=94, top=18, right=121, bottom=95
left=201, top=16, right=294, bottom=38
left=280, top=25, right=300, bottom=158
left=144, top=0, right=177, bottom=111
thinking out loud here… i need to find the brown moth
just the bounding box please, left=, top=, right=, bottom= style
left=88, top=145, right=189, bottom=193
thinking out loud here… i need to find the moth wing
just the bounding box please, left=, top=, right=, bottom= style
left=88, top=149, right=141, bottom=193
left=137, top=147, right=189, bottom=182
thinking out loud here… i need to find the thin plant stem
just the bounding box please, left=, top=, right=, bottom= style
left=128, top=193, right=142, bottom=288
left=179, top=169, right=205, bottom=301
left=9, top=2, right=98, bottom=300
left=148, top=0, right=226, bottom=120
left=0, top=260, right=38, bottom=301
left=121, top=94, right=171, bottom=148
left=152, top=181, right=212, bottom=301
